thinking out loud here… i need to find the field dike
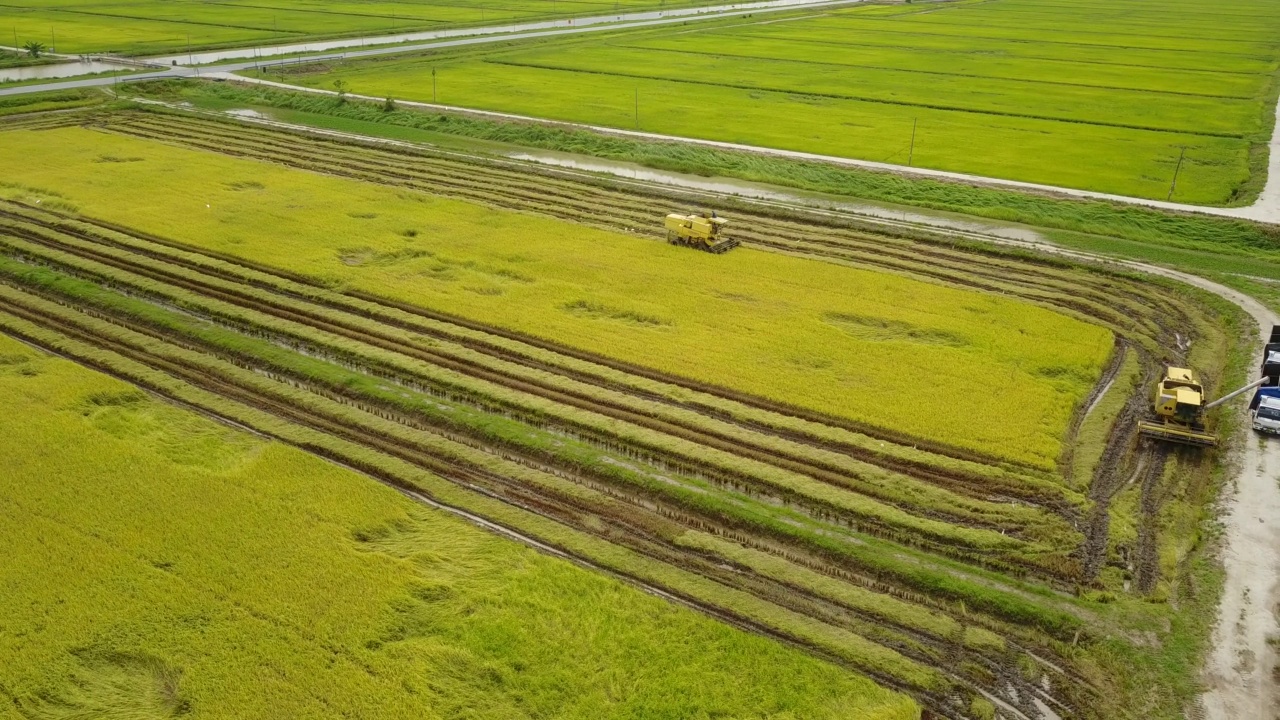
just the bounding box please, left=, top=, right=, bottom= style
left=0, top=108, right=1238, bottom=720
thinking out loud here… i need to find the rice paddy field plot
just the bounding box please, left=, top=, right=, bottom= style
left=278, top=0, right=1280, bottom=202
left=0, top=332, right=917, bottom=720
left=0, top=105, right=1248, bottom=718
left=0, top=0, right=723, bottom=56
left=0, top=119, right=1117, bottom=468
left=0, top=201, right=1126, bottom=719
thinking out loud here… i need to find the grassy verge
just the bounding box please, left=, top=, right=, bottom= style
left=0, top=87, right=105, bottom=117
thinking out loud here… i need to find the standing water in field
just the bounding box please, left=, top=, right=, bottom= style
left=0, top=59, right=124, bottom=83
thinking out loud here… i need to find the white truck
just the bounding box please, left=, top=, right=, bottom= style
left=1253, top=394, right=1280, bottom=434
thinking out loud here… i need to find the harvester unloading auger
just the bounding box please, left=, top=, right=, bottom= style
left=664, top=211, right=739, bottom=254
left=1138, top=324, right=1280, bottom=447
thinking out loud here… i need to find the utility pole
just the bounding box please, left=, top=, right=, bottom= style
left=50, top=27, right=55, bottom=53
left=1167, top=146, right=1186, bottom=201
left=187, top=33, right=192, bottom=65
left=907, top=117, right=917, bottom=167
left=432, top=66, right=437, bottom=102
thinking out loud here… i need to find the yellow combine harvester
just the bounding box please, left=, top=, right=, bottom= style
left=664, top=211, right=738, bottom=254
left=1138, top=366, right=1268, bottom=447
left=1138, top=367, right=1216, bottom=446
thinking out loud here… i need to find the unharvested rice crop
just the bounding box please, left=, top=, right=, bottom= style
left=0, top=124, right=1115, bottom=467
left=0, top=331, right=917, bottom=720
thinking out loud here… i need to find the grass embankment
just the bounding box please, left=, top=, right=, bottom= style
left=0, top=0, right=734, bottom=56
left=0, top=50, right=58, bottom=69
left=0, top=332, right=916, bottom=719
left=0, top=124, right=1114, bottom=468
left=0, top=88, right=104, bottom=117
left=254, top=0, right=1280, bottom=203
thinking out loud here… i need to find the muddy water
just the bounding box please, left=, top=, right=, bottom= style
left=0, top=60, right=123, bottom=83
left=506, top=149, right=1052, bottom=244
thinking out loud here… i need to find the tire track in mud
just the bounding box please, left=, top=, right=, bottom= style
left=0, top=201, right=1075, bottom=513
left=1059, top=338, right=1127, bottom=481
left=1134, top=444, right=1173, bottom=595
left=1079, top=359, right=1158, bottom=583
left=0, top=211, right=1080, bottom=576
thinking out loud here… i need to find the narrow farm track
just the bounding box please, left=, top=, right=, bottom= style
left=0, top=109, right=1237, bottom=720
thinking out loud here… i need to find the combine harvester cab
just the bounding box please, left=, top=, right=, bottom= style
left=664, top=211, right=739, bottom=254
left=1138, top=367, right=1217, bottom=447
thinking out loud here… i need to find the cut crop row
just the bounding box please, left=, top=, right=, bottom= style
left=0, top=209, right=1082, bottom=573
left=0, top=199, right=1069, bottom=507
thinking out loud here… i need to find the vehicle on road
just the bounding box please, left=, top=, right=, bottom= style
left=1252, top=395, right=1280, bottom=434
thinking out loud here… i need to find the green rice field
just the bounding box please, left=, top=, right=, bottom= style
left=277, top=0, right=1280, bottom=202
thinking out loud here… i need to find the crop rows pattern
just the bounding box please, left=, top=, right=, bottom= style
left=0, top=109, right=1233, bottom=719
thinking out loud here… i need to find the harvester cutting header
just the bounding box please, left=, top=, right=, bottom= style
left=664, top=211, right=738, bottom=254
